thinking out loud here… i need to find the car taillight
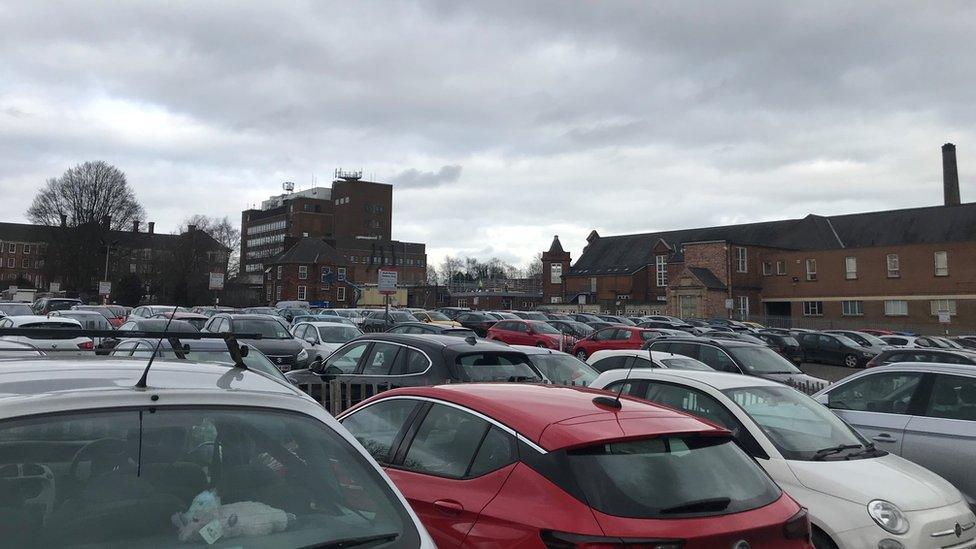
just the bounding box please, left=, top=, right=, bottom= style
left=77, top=341, right=94, bottom=350
left=783, top=508, right=811, bottom=541
left=541, top=531, right=682, bottom=549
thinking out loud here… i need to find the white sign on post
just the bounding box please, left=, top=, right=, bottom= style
left=378, top=270, right=398, bottom=295
left=208, top=272, right=225, bottom=291
left=98, top=281, right=112, bottom=296
left=938, top=311, right=951, bottom=324
left=724, top=298, right=735, bottom=310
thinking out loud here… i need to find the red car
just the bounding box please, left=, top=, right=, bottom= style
left=487, top=319, right=572, bottom=350
left=338, top=384, right=812, bottom=549
left=571, top=325, right=657, bottom=360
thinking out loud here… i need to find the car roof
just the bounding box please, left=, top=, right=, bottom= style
left=846, top=362, right=976, bottom=377
left=509, top=345, right=574, bottom=357
left=589, top=349, right=688, bottom=361
left=652, top=336, right=758, bottom=348
left=596, top=368, right=779, bottom=391
left=355, top=383, right=725, bottom=451
left=352, top=333, right=516, bottom=351
left=304, top=321, right=360, bottom=327
left=5, top=315, right=82, bottom=326
left=218, top=313, right=279, bottom=320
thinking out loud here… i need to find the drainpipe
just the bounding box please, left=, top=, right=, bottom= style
left=727, top=242, right=734, bottom=319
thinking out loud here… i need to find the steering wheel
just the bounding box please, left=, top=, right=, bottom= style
left=68, top=438, right=133, bottom=483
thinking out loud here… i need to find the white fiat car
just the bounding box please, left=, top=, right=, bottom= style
left=0, top=353, right=433, bottom=548
left=591, top=369, right=976, bottom=549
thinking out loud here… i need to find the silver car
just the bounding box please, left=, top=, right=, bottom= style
left=814, top=363, right=976, bottom=510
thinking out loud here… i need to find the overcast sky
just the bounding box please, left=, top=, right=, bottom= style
left=2, top=1, right=973, bottom=269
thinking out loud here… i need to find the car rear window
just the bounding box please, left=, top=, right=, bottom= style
left=454, top=352, right=541, bottom=382
left=558, top=436, right=780, bottom=518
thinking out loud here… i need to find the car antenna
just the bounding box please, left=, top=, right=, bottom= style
left=594, top=347, right=640, bottom=410
left=135, top=308, right=178, bottom=389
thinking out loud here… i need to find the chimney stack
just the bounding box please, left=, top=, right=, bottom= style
left=148, top=222, right=155, bottom=234
left=132, top=220, right=140, bottom=233
left=943, top=143, right=961, bottom=206
left=187, top=224, right=197, bottom=233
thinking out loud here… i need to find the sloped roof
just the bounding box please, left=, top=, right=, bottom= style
left=687, top=267, right=727, bottom=291
left=269, top=237, right=349, bottom=266
left=0, top=222, right=226, bottom=251
left=569, top=202, right=976, bottom=275
left=546, top=235, right=565, bottom=254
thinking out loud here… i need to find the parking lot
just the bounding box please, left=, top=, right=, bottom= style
left=799, top=362, right=858, bottom=384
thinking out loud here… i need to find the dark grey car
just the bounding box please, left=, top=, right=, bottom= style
left=204, top=313, right=309, bottom=372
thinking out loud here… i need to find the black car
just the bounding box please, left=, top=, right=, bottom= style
left=386, top=322, right=477, bottom=338
left=285, top=333, right=542, bottom=402
left=568, top=313, right=602, bottom=324
left=954, top=337, right=976, bottom=350
left=596, top=314, right=635, bottom=326
left=203, top=313, right=308, bottom=372
left=542, top=312, right=572, bottom=321
left=454, top=311, right=498, bottom=337
left=435, top=307, right=471, bottom=320
left=485, top=311, right=520, bottom=320
left=753, top=332, right=804, bottom=364
left=584, top=321, right=622, bottom=332
left=700, top=329, right=766, bottom=345
left=637, top=320, right=697, bottom=333
left=509, top=311, right=549, bottom=321
left=866, top=348, right=976, bottom=368
left=31, top=297, right=82, bottom=315
left=824, top=330, right=892, bottom=349
left=360, top=310, right=419, bottom=332
left=108, top=338, right=291, bottom=384
left=647, top=337, right=827, bottom=386
left=546, top=320, right=595, bottom=340
left=102, top=318, right=200, bottom=354
left=796, top=332, right=882, bottom=368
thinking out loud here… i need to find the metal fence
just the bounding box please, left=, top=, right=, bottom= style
left=782, top=377, right=831, bottom=396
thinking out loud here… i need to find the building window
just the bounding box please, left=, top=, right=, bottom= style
left=805, top=259, right=817, bottom=281
left=276, top=266, right=282, bottom=280
left=884, top=300, right=908, bottom=316
left=550, top=296, right=562, bottom=304
left=7, top=244, right=14, bottom=253
left=802, top=301, right=823, bottom=316
left=23, top=245, right=30, bottom=255
left=934, top=251, right=948, bottom=277
left=886, top=254, right=900, bottom=277
left=275, top=286, right=282, bottom=300
left=845, top=256, right=857, bottom=280
left=297, top=285, right=306, bottom=300
left=930, top=299, right=957, bottom=316
left=735, top=247, right=747, bottom=273
left=266, top=286, right=272, bottom=301
left=21, top=258, right=29, bottom=268
left=590, top=277, right=597, bottom=293
left=738, top=296, right=749, bottom=319
left=337, top=287, right=346, bottom=301
left=776, top=260, right=786, bottom=275
left=320, top=267, right=332, bottom=283
left=457, top=299, right=467, bottom=307
left=550, top=262, right=562, bottom=284
left=6, top=258, right=13, bottom=268
left=655, top=255, right=668, bottom=287
left=761, top=262, right=772, bottom=276
left=842, top=300, right=863, bottom=316
left=298, top=265, right=307, bottom=280
left=337, top=267, right=346, bottom=281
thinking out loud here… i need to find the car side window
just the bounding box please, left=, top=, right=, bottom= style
left=362, top=343, right=402, bottom=375
left=626, top=356, right=656, bottom=369
left=669, top=342, right=699, bottom=359
left=819, top=335, right=839, bottom=349
left=325, top=342, right=370, bottom=374
left=698, top=345, right=740, bottom=373
left=922, top=374, right=976, bottom=421
left=826, top=372, right=922, bottom=414
left=917, top=338, right=934, bottom=347
left=642, top=382, right=741, bottom=432
left=341, top=399, right=420, bottom=464
left=402, top=404, right=490, bottom=479
left=591, top=356, right=628, bottom=373
left=387, top=326, right=406, bottom=334
left=514, top=323, right=529, bottom=333
left=613, top=329, right=632, bottom=341
left=111, top=340, right=139, bottom=356
left=293, top=325, right=307, bottom=339
left=391, top=349, right=430, bottom=375
left=467, top=427, right=517, bottom=477
left=593, top=329, right=614, bottom=341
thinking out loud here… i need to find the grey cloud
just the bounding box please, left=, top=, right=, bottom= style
left=391, top=165, right=463, bottom=189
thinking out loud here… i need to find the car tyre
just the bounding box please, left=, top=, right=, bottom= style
left=575, top=350, right=587, bottom=360
left=811, top=528, right=838, bottom=549
left=843, top=354, right=859, bottom=368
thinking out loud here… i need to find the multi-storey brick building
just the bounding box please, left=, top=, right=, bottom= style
left=543, top=144, right=976, bottom=331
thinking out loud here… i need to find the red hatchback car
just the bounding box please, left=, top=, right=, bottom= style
left=487, top=319, right=570, bottom=350
left=571, top=325, right=657, bottom=361
left=338, top=384, right=812, bottom=549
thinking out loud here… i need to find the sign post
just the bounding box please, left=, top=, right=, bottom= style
left=378, top=270, right=398, bottom=327
left=98, top=281, right=112, bottom=298
left=939, top=310, right=951, bottom=335
left=209, top=272, right=225, bottom=306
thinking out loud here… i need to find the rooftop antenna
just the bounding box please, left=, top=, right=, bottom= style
left=134, top=308, right=179, bottom=389
left=282, top=181, right=295, bottom=194
left=593, top=342, right=642, bottom=410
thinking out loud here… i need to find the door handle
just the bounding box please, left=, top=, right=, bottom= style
left=872, top=433, right=898, bottom=443
left=433, top=499, right=464, bottom=517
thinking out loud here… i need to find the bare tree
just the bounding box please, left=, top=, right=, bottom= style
left=27, top=161, right=145, bottom=231
left=178, top=215, right=240, bottom=276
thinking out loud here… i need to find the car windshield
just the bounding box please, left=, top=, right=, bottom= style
left=454, top=352, right=541, bottom=382
left=246, top=307, right=277, bottom=315
left=47, top=300, right=80, bottom=312
left=781, top=336, right=800, bottom=346
left=423, top=311, right=451, bottom=321
left=75, top=306, right=116, bottom=320
left=728, top=346, right=801, bottom=374
left=528, top=354, right=599, bottom=386
left=388, top=311, right=415, bottom=322
left=317, top=325, right=362, bottom=343
left=572, top=322, right=595, bottom=336
left=232, top=319, right=292, bottom=339
left=660, top=357, right=714, bottom=371
left=131, top=347, right=289, bottom=384
left=55, top=314, right=110, bottom=330
left=833, top=334, right=861, bottom=347
left=518, top=312, right=548, bottom=321
left=137, top=320, right=199, bottom=333
left=0, top=303, right=33, bottom=316
left=564, top=436, right=780, bottom=518
left=531, top=322, right=560, bottom=335
left=847, top=332, right=885, bottom=346
left=723, top=385, right=869, bottom=460
left=0, top=407, right=419, bottom=548
left=334, top=310, right=361, bottom=319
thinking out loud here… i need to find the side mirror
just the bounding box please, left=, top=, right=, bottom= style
left=814, top=393, right=828, bottom=405
left=319, top=364, right=342, bottom=379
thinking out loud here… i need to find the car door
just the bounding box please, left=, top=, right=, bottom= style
left=900, top=373, right=976, bottom=502
left=387, top=403, right=517, bottom=548
left=606, top=328, right=633, bottom=350
left=818, top=335, right=843, bottom=366
left=697, top=344, right=743, bottom=374
left=798, top=334, right=820, bottom=362
left=823, top=370, right=925, bottom=453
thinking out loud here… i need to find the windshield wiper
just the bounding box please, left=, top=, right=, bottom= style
left=660, top=497, right=731, bottom=514
left=303, top=532, right=399, bottom=549
left=811, top=444, right=863, bottom=461
left=846, top=442, right=880, bottom=458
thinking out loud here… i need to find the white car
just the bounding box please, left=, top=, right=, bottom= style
left=0, top=352, right=434, bottom=547
left=0, top=315, right=93, bottom=356
left=591, top=368, right=976, bottom=549
left=586, top=349, right=713, bottom=373
left=292, top=321, right=364, bottom=366
left=880, top=335, right=958, bottom=349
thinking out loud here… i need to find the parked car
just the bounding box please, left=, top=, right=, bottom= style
left=0, top=339, right=44, bottom=357
left=411, top=310, right=461, bottom=327
left=546, top=319, right=595, bottom=340
left=73, top=304, right=127, bottom=327
left=31, top=297, right=82, bottom=315
left=701, top=329, right=767, bottom=344
left=275, top=300, right=310, bottom=309
left=587, top=349, right=713, bottom=372
left=338, top=383, right=813, bottom=548
left=593, top=369, right=976, bottom=549
left=275, top=307, right=308, bottom=323
left=109, top=337, right=291, bottom=384
left=643, top=314, right=687, bottom=324
left=637, top=319, right=698, bottom=333
left=508, top=310, right=549, bottom=321
left=511, top=345, right=599, bottom=386
left=49, top=309, right=113, bottom=351
left=292, top=321, right=364, bottom=367
left=386, top=322, right=477, bottom=338
left=203, top=313, right=309, bottom=372
left=866, top=348, right=976, bottom=368
left=290, top=313, right=357, bottom=327
left=0, top=345, right=434, bottom=547
left=361, top=309, right=419, bottom=332
left=0, top=315, right=93, bottom=355
left=880, top=335, right=953, bottom=349
left=434, top=306, right=471, bottom=320
left=595, top=314, right=635, bottom=325
left=648, top=337, right=828, bottom=388
left=151, top=311, right=209, bottom=330
left=485, top=311, right=520, bottom=320
left=797, top=332, right=882, bottom=368
left=583, top=320, right=623, bottom=332
left=190, top=306, right=238, bottom=317
left=241, top=306, right=279, bottom=315
left=0, top=302, right=36, bottom=317
left=570, top=326, right=659, bottom=360
left=128, top=305, right=187, bottom=319
left=486, top=319, right=569, bottom=350
left=454, top=310, right=498, bottom=337
left=814, top=363, right=976, bottom=512
left=824, top=330, right=892, bottom=349
left=954, top=337, right=976, bottom=350
left=541, top=311, right=571, bottom=320
left=754, top=331, right=805, bottom=364
left=568, top=312, right=602, bottom=324
left=861, top=328, right=895, bottom=336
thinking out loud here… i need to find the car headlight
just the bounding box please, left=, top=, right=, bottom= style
left=863, top=351, right=875, bottom=358
left=868, top=500, right=910, bottom=534
left=297, top=349, right=308, bottom=362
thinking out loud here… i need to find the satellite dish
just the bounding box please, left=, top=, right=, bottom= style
left=282, top=181, right=295, bottom=193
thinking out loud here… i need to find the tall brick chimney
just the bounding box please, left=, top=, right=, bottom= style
left=943, top=143, right=961, bottom=206
left=148, top=222, right=155, bottom=234
left=132, top=220, right=140, bottom=233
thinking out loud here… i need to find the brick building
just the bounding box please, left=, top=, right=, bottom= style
left=449, top=291, right=543, bottom=311
left=264, top=237, right=352, bottom=306
left=543, top=144, right=976, bottom=331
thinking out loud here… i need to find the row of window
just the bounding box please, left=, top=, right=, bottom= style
left=765, top=251, right=951, bottom=280
left=455, top=299, right=536, bottom=308
left=248, top=246, right=284, bottom=259
left=0, top=243, right=37, bottom=254
left=802, top=299, right=958, bottom=317
left=267, top=284, right=347, bottom=302
left=246, top=233, right=285, bottom=248
left=347, top=255, right=425, bottom=267
left=363, top=204, right=386, bottom=214
left=246, top=219, right=286, bottom=236
left=0, top=258, right=36, bottom=269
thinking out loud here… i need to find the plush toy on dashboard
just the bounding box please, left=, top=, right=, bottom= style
left=173, top=489, right=295, bottom=543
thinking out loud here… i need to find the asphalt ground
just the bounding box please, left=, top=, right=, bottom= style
left=798, top=362, right=860, bottom=383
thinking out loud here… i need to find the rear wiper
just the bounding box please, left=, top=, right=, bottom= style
left=660, top=497, right=731, bottom=514
left=302, top=532, right=399, bottom=549
left=811, top=444, right=862, bottom=461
